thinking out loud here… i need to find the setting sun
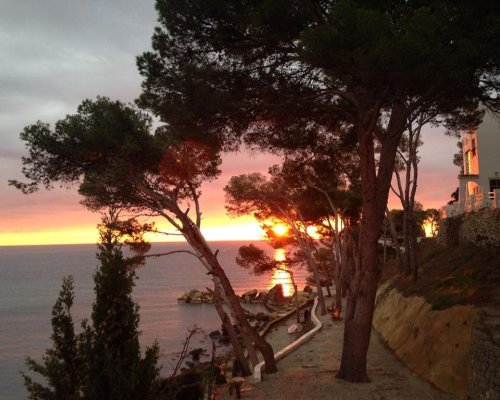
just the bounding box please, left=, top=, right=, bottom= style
left=272, top=224, right=289, bottom=237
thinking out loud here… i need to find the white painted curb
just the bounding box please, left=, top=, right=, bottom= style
left=253, top=296, right=323, bottom=383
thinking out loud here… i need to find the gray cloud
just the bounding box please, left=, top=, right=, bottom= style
left=0, top=0, right=157, bottom=234
left=0, top=0, right=157, bottom=151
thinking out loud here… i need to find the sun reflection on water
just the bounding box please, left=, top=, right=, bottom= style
left=270, top=248, right=293, bottom=297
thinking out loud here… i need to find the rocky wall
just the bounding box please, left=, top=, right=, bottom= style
left=460, top=208, right=500, bottom=246
left=468, top=308, right=500, bottom=400
left=374, top=284, right=476, bottom=399
left=439, top=208, right=500, bottom=247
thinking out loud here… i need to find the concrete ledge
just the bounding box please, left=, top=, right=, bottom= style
left=253, top=296, right=323, bottom=383
left=259, top=298, right=314, bottom=338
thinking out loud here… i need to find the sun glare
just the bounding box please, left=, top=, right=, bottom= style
left=272, top=224, right=289, bottom=237
left=306, top=225, right=321, bottom=239
left=422, top=221, right=437, bottom=238
left=274, top=248, right=286, bottom=262
left=271, top=248, right=292, bottom=296
left=0, top=220, right=266, bottom=246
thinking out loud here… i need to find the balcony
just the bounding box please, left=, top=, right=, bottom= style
left=441, top=189, right=500, bottom=218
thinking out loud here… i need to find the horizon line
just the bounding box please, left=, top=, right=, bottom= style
left=0, top=238, right=269, bottom=248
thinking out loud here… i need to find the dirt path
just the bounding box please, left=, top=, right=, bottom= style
left=217, top=313, right=456, bottom=399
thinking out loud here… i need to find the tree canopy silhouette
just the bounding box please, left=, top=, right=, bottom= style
left=137, top=0, right=500, bottom=381
left=11, top=96, right=278, bottom=374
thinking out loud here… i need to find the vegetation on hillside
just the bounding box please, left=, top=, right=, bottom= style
left=384, top=241, right=500, bottom=310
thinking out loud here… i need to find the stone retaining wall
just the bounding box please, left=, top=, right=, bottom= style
left=439, top=208, right=500, bottom=247
left=461, top=208, right=500, bottom=246
left=375, top=285, right=500, bottom=399
left=468, top=309, right=500, bottom=400
left=374, top=284, right=476, bottom=399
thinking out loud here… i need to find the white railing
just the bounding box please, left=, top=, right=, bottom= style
left=489, top=189, right=500, bottom=209
left=442, top=189, right=499, bottom=218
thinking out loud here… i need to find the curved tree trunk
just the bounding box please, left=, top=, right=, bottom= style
left=213, top=284, right=252, bottom=376
left=286, top=269, right=300, bottom=323
left=215, top=277, right=259, bottom=368
left=281, top=208, right=327, bottom=315
left=179, top=218, right=277, bottom=373
left=305, top=252, right=327, bottom=315
left=213, top=269, right=276, bottom=373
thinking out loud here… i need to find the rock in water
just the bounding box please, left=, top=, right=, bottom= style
left=177, top=291, right=190, bottom=302
left=263, top=284, right=285, bottom=305
left=303, top=285, right=313, bottom=294
left=242, top=289, right=258, bottom=298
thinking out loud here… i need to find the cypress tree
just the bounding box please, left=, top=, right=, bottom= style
left=23, top=210, right=160, bottom=400
left=79, top=209, right=160, bottom=400
left=22, top=276, right=81, bottom=400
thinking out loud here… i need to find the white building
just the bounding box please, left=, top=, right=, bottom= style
left=442, top=110, right=500, bottom=218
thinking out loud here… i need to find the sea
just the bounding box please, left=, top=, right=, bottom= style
left=0, top=241, right=308, bottom=400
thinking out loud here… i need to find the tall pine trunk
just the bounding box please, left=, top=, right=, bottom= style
left=409, top=219, right=419, bottom=281
left=333, top=236, right=343, bottom=311
left=386, top=208, right=403, bottom=271
left=337, top=103, right=406, bottom=382
left=401, top=206, right=412, bottom=274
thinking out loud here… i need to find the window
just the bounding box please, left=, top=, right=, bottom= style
left=465, top=151, right=472, bottom=174
left=471, top=139, right=476, bottom=156
left=490, top=179, right=500, bottom=191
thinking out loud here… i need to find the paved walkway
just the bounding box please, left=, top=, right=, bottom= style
left=217, top=313, right=456, bottom=400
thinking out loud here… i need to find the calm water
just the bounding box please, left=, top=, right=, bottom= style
left=0, top=241, right=308, bottom=399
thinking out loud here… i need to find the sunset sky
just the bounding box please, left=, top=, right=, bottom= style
left=0, top=0, right=461, bottom=246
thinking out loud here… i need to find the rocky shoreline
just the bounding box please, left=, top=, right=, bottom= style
left=177, top=284, right=315, bottom=331
left=177, top=284, right=314, bottom=306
